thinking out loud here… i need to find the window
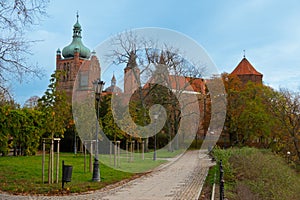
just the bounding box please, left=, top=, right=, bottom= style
left=80, top=72, right=89, bottom=87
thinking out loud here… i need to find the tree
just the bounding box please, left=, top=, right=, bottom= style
left=0, top=0, right=49, bottom=90
left=237, top=82, right=274, bottom=145
left=223, top=73, right=276, bottom=147
left=108, top=31, right=205, bottom=151
left=0, top=105, right=11, bottom=155
left=38, top=72, right=71, bottom=139
left=222, top=73, right=244, bottom=145
left=0, top=104, right=44, bottom=156
left=269, top=89, right=300, bottom=162
left=101, top=94, right=126, bottom=142
left=8, top=108, right=44, bottom=155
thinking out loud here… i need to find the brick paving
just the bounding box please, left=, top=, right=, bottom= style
left=0, top=150, right=214, bottom=200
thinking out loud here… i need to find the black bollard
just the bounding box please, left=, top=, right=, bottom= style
left=219, top=160, right=225, bottom=200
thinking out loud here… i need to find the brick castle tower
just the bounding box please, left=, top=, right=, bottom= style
left=231, top=55, right=263, bottom=84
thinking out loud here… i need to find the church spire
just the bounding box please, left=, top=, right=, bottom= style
left=159, top=51, right=165, bottom=64
left=124, top=51, right=138, bottom=72
left=62, top=13, right=91, bottom=59
left=111, top=73, right=116, bottom=86
left=73, top=12, right=82, bottom=38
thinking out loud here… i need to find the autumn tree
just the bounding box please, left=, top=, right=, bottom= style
left=222, top=73, right=243, bottom=145
left=222, top=73, right=276, bottom=147
left=269, top=89, right=300, bottom=162
left=38, top=72, right=71, bottom=139
left=237, top=82, right=275, bottom=146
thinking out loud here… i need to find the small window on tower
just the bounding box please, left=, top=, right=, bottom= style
left=66, top=63, right=70, bottom=80
left=80, top=72, right=89, bottom=88
left=63, top=63, right=67, bottom=81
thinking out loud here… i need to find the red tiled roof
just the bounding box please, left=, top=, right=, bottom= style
left=168, top=75, right=205, bottom=94
left=231, top=58, right=262, bottom=76
left=144, top=75, right=205, bottom=94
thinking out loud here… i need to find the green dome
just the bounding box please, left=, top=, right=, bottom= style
left=62, top=14, right=90, bottom=59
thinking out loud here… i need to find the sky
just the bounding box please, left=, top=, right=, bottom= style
left=12, top=0, right=300, bottom=105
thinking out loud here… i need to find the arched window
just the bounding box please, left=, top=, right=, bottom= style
left=63, top=63, right=67, bottom=81
left=66, top=62, right=70, bottom=80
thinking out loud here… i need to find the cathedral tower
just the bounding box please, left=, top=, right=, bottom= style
left=56, top=14, right=100, bottom=101
left=124, top=51, right=140, bottom=95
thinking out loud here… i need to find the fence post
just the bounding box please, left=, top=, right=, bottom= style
left=56, top=139, right=60, bottom=184
left=42, top=139, right=45, bottom=183
left=84, top=141, right=86, bottom=173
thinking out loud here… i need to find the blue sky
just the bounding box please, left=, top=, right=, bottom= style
left=13, top=0, right=300, bottom=105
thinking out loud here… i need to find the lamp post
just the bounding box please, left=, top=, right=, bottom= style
left=74, top=117, right=77, bottom=155
left=153, top=114, right=159, bottom=161
left=287, top=151, right=291, bottom=163
left=92, top=79, right=105, bottom=182
left=74, top=131, right=77, bottom=155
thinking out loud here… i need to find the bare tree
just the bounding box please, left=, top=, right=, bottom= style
left=107, top=31, right=207, bottom=151
left=270, top=89, right=300, bottom=162
left=0, top=0, right=49, bottom=91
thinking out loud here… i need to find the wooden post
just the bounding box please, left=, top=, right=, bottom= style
left=42, top=139, right=45, bottom=183
left=131, top=140, right=135, bottom=162
left=117, top=141, right=121, bottom=167
left=114, top=142, right=117, bottom=167
left=43, top=138, right=60, bottom=184
left=89, top=141, right=93, bottom=173
left=56, top=139, right=60, bottom=184
left=80, top=141, right=83, bottom=154
left=48, top=141, right=51, bottom=184
left=51, top=139, right=54, bottom=184
left=142, top=140, right=145, bottom=160
left=84, top=141, right=86, bottom=173
left=110, top=142, right=112, bottom=165
left=126, top=140, right=129, bottom=162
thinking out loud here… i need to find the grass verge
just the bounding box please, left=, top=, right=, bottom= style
left=200, top=147, right=300, bottom=200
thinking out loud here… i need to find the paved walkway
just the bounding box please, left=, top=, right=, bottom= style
left=0, top=150, right=214, bottom=200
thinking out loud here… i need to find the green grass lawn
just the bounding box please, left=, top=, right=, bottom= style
left=0, top=149, right=183, bottom=195
left=99, top=148, right=184, bottom=173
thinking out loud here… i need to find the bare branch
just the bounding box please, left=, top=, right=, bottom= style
left=0, top=0, right=48, bottom=91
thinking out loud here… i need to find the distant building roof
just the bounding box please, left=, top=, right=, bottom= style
left=231, top=57, right=262, bottom=76
left=168, top=75, right=205, bottom=94
left=143, top=74, right=205, bottom=95
left=104, top=74, right=122, bottom=94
